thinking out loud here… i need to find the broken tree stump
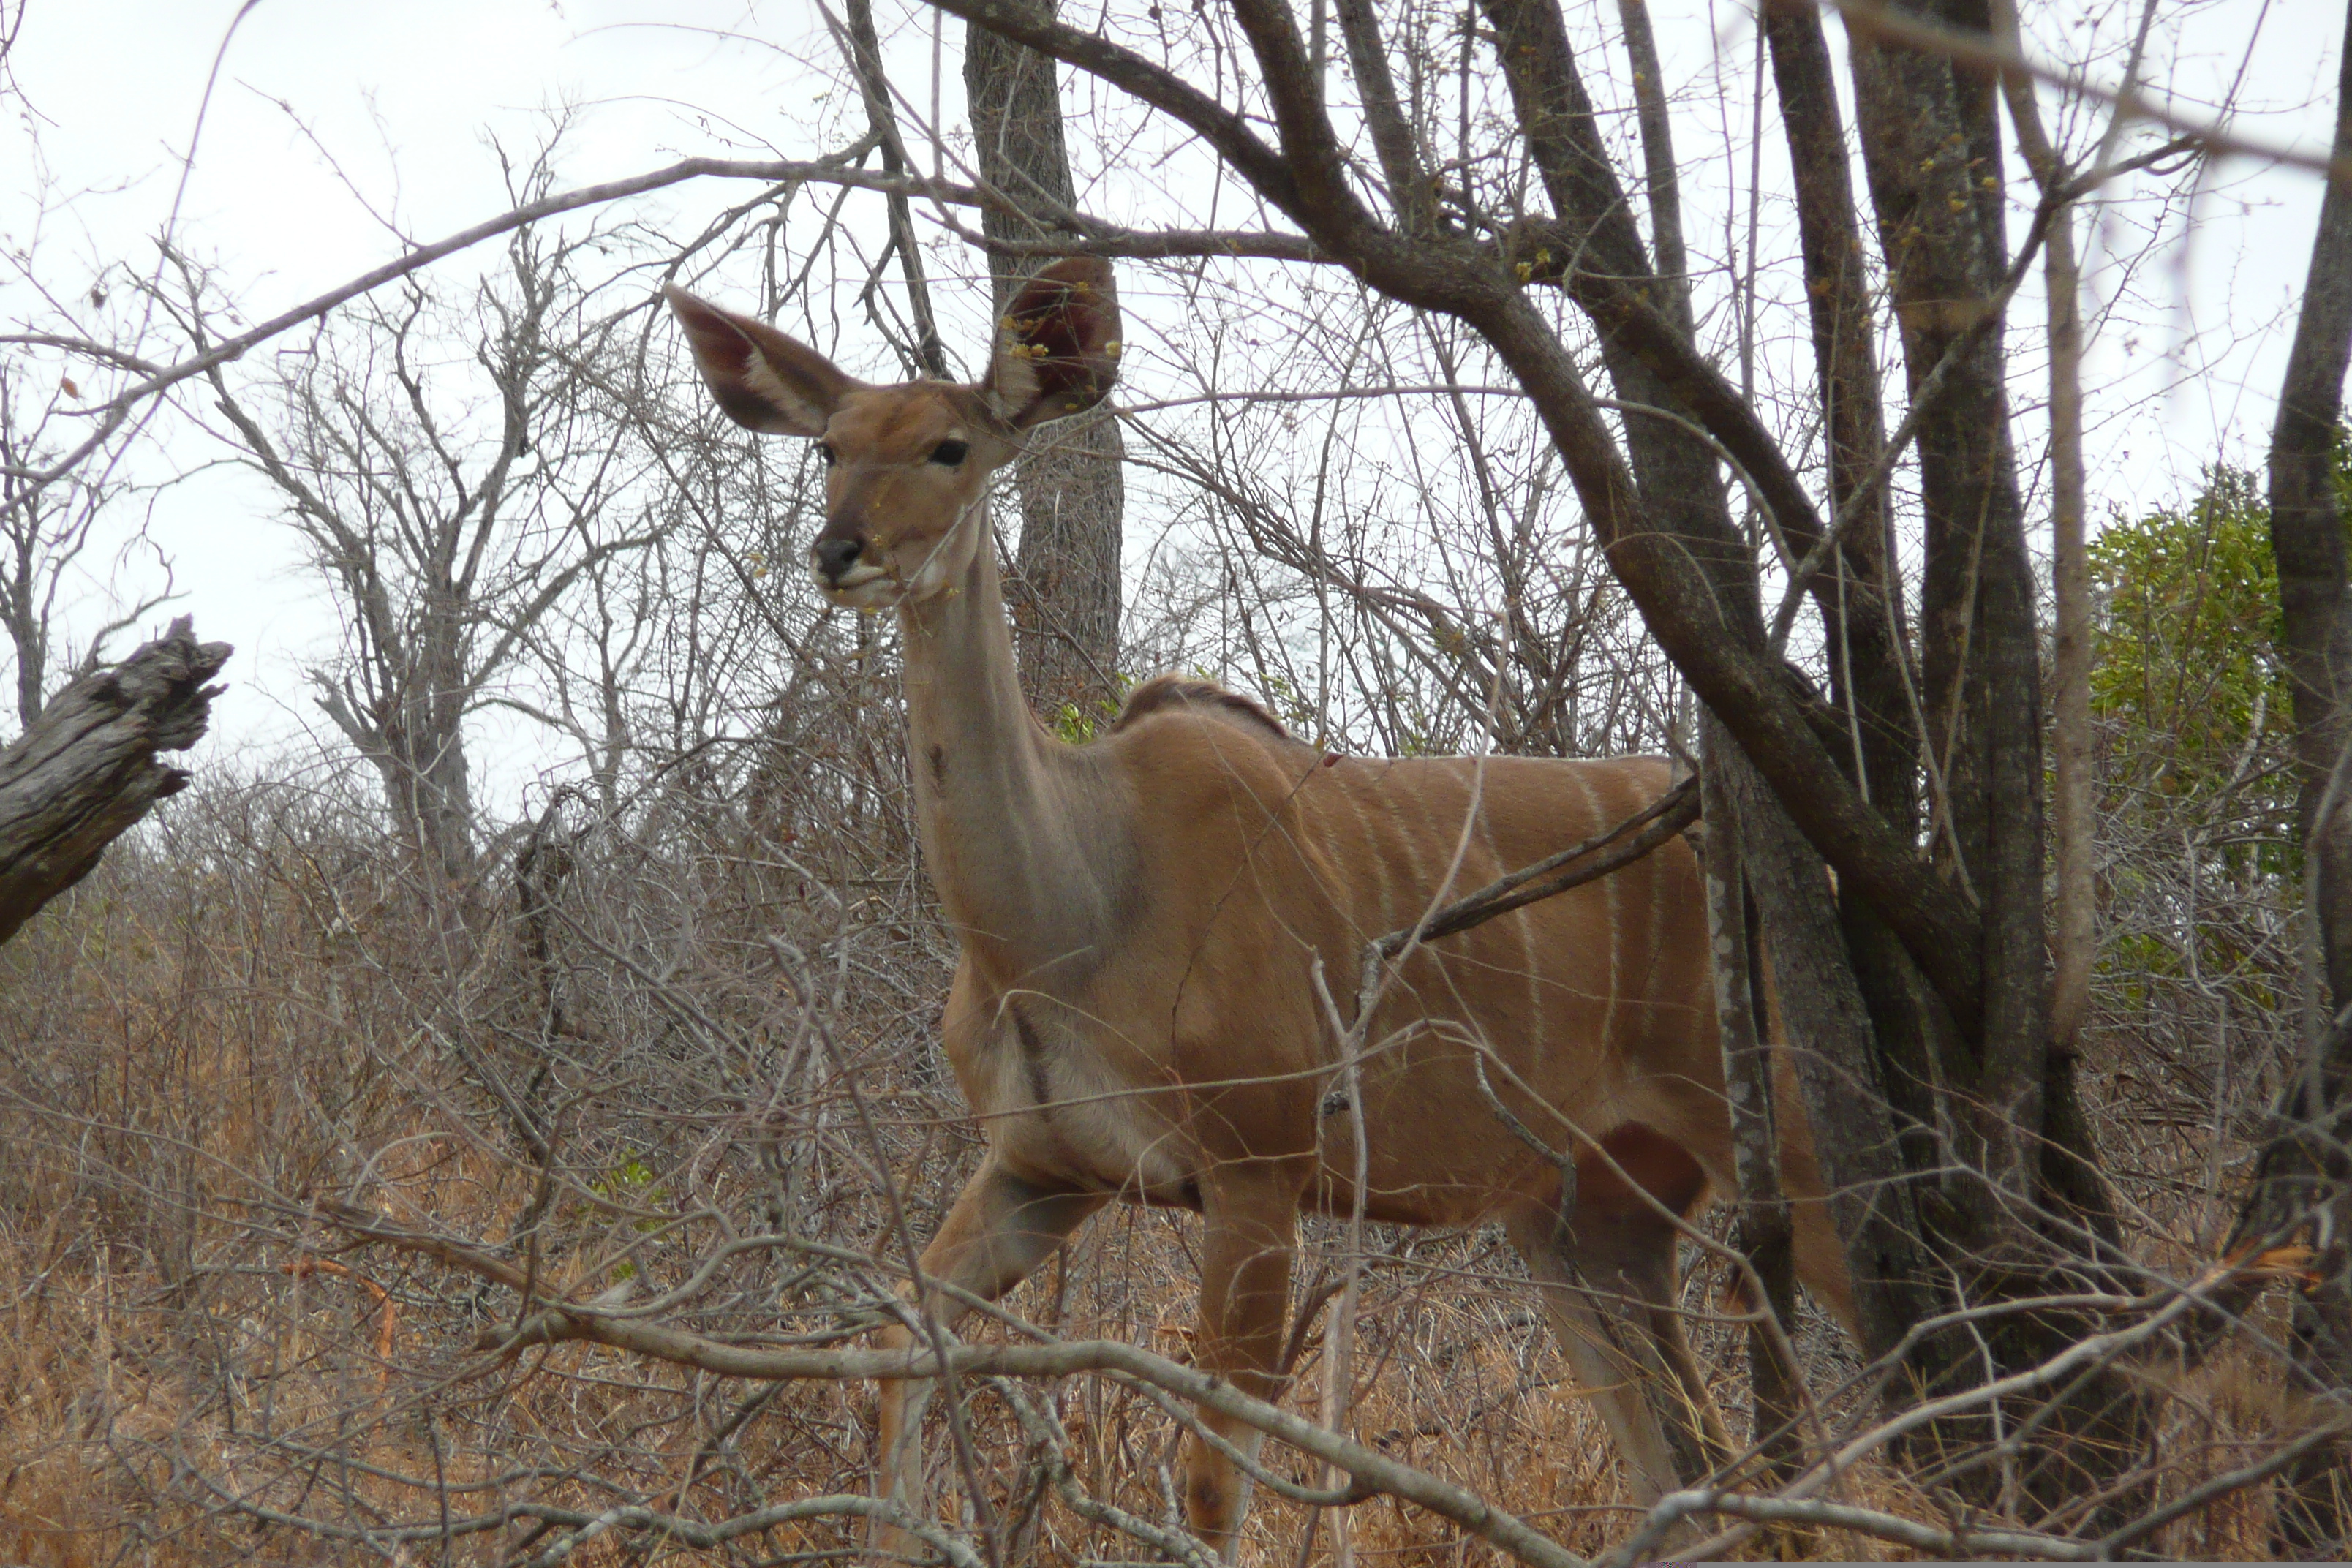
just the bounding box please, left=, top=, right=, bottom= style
left=0, top=616, right=232, bottom=946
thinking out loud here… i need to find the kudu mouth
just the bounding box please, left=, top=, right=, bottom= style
left=805, top=495, right=984, bottom=611
left=809, top=529, right=889, bottom=599
left=807, top=543, right=896, bottom=610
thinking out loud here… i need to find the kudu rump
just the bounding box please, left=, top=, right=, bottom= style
left=668, top=258, right=1855, bottom=1553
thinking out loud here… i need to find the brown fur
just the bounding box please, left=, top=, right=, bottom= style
left=666, top=259, right=1858, bottom=1559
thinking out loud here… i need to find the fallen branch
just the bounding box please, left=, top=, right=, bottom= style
left=0, top=616, right=230, bottom=945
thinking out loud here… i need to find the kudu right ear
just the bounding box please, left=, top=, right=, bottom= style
left=665, top=285, right=860, bottom=438
left=983, top=256, right=1122, bottom=430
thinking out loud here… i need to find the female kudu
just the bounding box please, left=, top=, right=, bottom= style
left=667, top=258, right=1855, bottom=1556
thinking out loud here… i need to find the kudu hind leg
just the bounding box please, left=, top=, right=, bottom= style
left=873, top=1162, right=1104, bottom=1548
left=1506, top=1125, right=1730, bottom=1505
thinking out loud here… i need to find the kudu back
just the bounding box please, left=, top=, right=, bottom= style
left=667, top=257, right=1856, bottom=1558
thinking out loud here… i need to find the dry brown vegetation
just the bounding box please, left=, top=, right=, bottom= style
left=0, top=645, right=2317, bottom=1564
left=5, top=0, right=2352, bottom=1555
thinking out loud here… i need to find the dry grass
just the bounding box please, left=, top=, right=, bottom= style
left=0, top=753, right=2316, bottom=1566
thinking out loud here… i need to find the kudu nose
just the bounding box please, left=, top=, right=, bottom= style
left=812, top=535, right=864, bottom=583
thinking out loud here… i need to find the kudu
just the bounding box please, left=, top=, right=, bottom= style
left=667, top=258, right=1857, bottom=1556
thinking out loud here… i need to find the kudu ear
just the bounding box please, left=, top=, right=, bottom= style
left=665, top=284, right=859, bottom=438
left=983, top=256, right=1122, bottom=431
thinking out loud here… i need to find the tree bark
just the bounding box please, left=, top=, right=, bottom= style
left=2244, top=4, right=2352, bottom=1547
left=1845, top=0, right=2051, bottom=1204
left=1699, top=717, right=1800, bottom=1481
left=0, top=616, right=229, bottom=946
left=965, top=0, right=1127, bottom=714
left=1990, top=0, right=2092, bottom=1064
left=2270, top=1, right=2352, bottom=1015
left=1842, top=0, right=2149, bottom=1520
left=1761, top=0, right=1960, bottom=1276
left=1720, top=726, right=1938, bottom=1367
left=1762, top=0, right=1911, bottom=835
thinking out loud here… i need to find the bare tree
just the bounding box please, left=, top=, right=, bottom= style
left=177, top=205, right=658, bottom=883
left=0, top=347, right=176, bottom=731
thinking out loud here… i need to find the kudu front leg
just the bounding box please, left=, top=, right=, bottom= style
left=1183, top=1167, right=1301, bottom=1559
left=872, top=1160, right=1104, bottom=1555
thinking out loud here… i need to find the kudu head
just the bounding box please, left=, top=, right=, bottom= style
left=666, top=257, right=1121, bottom=611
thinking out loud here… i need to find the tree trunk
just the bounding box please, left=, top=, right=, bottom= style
left=2244, top=4, right=2352, bottom=1546
left=1762, top=0, right=1911, bottom=834
left=1699, top=716, right=1801, bottom=1483
left=314, top=600, right=476, bottom=886
left=1990, top=0, right=2093, bottom=1065
left=1845, top=0, right=2049, bottom=1202
left=1761, top=1, right=1963, bottom=1308
left=965, top=0, right=1126, bottom=715
left=4, top=580, right=45, bottom=733
left=0, top=616, right=229, bottom=946
left=1842, top=0, right=2145, bottom=1519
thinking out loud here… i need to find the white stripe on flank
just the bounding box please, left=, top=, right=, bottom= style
left=1642, top=767, right=1670, bottom=1031
left=1516, top=830, right=1545, bottom=1074
left=1568, top=766, right=1619, bottom=1053
left=1341, top=780, right=1387, bottom=935
left=1393, top=773, right=1430, bottom=932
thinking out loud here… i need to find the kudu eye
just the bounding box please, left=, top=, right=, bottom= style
left=928, top=440, right=969, bottom=467
left=816, top=441, right=837, bottom=467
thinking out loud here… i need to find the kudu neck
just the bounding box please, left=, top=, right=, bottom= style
left=894, top=505, right=1125, bottom=978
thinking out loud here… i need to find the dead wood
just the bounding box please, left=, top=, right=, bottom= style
left=0, top=614, right=230, bottom=946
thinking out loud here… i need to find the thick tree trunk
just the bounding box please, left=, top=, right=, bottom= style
left=965, top=0, right=1126, bottom=715
left=1846, top=0, right=2049, bottom=1202
left=1842, top=0, right=2143, bottom=1520
left=1699, top=717, right=1801, bottom=1482
left=1761, top=0, right=1964, bottom=1313
left=0, top=617, right=229, bottom=946
left=1722, top=728, right=1939, bottom=1365
left=2244, top=6, right=2352, bottom=1547
left=2270, top=7, right=2352, bottom=1015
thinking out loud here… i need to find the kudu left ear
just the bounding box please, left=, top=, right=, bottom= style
left=666, top=284, right=862, bottom=438
left=982, top=256, right=1122, bottom=431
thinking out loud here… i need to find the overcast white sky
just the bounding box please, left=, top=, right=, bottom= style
left=4, top=0, right=828, bottom=785
left=1, top=0, right=2345, bottom=807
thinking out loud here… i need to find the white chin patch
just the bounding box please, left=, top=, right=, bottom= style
left=900, top=552, right=957, bottom=602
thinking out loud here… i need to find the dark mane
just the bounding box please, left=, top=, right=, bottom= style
left=1109, top=674, right=1292, bottom=740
